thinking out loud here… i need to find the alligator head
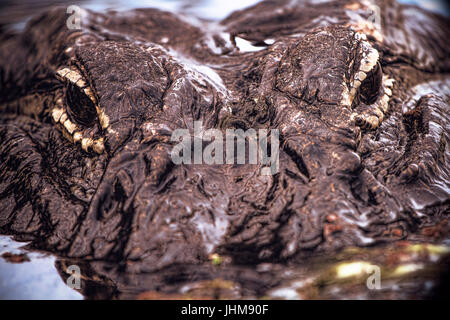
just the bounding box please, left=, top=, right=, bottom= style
left=0, top=0, right=449, bottom=284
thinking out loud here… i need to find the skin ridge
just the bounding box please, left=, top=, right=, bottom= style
left=0, top=0, right=449, bottom=297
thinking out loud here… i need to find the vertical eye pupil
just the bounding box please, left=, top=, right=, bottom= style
left=359, top=62, right=382, bottom=105
left=66, top=83, right=97, bottom=127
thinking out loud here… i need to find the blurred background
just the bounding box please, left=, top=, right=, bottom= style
left=0, top=0, right=449, bottom=31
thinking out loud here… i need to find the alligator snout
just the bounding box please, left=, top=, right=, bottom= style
left=0, top=2, right=448, bottom=286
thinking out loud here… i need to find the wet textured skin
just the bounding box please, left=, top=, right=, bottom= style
left=0, top=0, right=449, bottom=297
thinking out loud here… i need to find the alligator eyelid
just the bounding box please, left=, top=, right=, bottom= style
left=56, top=67, right=98, bottom=105
left=352, top=75, right=395, bottom=130
left=53, top=66, right=107, bottom=154
left=56, top=67, right=110, bottom=130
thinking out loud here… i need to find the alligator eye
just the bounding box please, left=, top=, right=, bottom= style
left=359, top=62, right=382, bottom=105
left=65, top=82, right=97, bottom=127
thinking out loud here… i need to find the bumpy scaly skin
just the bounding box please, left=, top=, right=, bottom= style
left=0, top=0, right=449, bottom=296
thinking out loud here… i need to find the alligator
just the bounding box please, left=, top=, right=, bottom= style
left=0, top=0, right=449, bottom=298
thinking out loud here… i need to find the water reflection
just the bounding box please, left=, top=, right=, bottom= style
left=0, top=236, right=82, bottom=299
left=2, top=233, right=449, bottom=299
left=54, top=240, right=450, bottom=299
